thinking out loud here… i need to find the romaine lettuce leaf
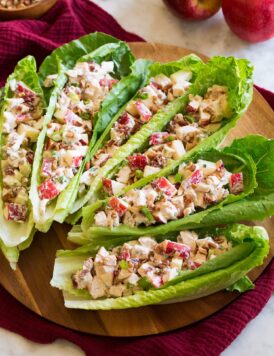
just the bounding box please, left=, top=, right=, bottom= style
left=50, top=224, right=269, bottom=310
left=0, top=56, right=46, bottom=267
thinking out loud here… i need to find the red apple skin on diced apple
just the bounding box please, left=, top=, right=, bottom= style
left=229, top=172, right=244, bottom=194
left=99, top=78, right=118, bottom=89
left=17, top=83, right=36, bottom=103
left=109, top=197, right=128, bottom=216
left=149, top=132, right=169, bottom=145
left=6, top=203, right=27, bottom=222
left=102, top=178, right=113, bottom=195
left=152, top=177, right=177, bottom=196
left=128, top=155, right=149, bottom=170
left=72, top=156, right=83, bottom=168
left=222, top=0, right=274, bottom=43
left=41, top=158, right=54, bottom=178
left=190, top=169, right=203, bottom=184
left=166, top=241, right=191, bottom=259
left=163, top=0, right=222, bottom=21
left=38, top=180, right=59, bottom=200
left=135, top=101, right=152, bottom=122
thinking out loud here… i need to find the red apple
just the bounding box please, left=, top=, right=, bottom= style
left=163, top=0, right=221, bottom=21
left=222, top=0, right=274, bottom=43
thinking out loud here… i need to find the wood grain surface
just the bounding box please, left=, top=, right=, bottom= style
left=0, top=43, right=273, bottom=337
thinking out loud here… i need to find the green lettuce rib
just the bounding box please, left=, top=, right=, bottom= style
left=69, top=55, right=253, bottom=224
left=50, top=224, right=269, bottom=310
left=31, top=35, right=143, bottom=232
left=76, top=143, right=256, bottom=241
left=0, top=56, right=46, bottom=267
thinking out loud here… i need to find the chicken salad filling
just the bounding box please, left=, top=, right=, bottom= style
left=94, top=159, right=244, bottom=228
left=37, top=61, right=117, bottom=214
left=72, top=232, right=231, bottom=299
left=102, top=85, right=230, bottom=190
left=1, top=80, right=43, bottom=223
left=78, top=70, right=194, bottom=196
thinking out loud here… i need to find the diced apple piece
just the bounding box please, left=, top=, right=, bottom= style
left=151, top=74, right=172, bottom=90
left=158, top=240, right=191, bottom=259
left=102, top=178, right=126, bottom=196
left=229, top=172, right=243, bottom=194
left=109, top=197, right=128, bottom=217
left=186, top=94, right=203, bottom=112
left=38, top=179, right=59, bottom=200
left=196, top=160, right=217, bottom=176
left=17, top=123, right=39, bottom=142
left=135, top=101, right=152, bottom=122
left=41, top=158, right=54, bottom=178
left=116, top=165, right=132, bottom=184
left=175, top=125, right=200, bottom=140
left=128, top=154, right=149, bottom=170
left=152, top=177, right=177, bottom=196
left=189, top=169, right=203, bottom=185
left=94, top=211, right=108, bottom=227
left=126, top=101, right=139, bottom=116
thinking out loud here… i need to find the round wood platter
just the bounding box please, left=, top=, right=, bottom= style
left=0, top=43, right=273, bottom=337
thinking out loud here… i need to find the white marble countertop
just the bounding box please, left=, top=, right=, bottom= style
left=1, top=0, right=274, bottom=355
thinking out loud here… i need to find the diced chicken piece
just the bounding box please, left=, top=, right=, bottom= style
left=125, top=273, right=140, bottom=286
left=152, top=74, right=172, bottom=90
left=162, top=267, right=178, bottom=283
left=109, top=284, right=126, bottom=297
left=195, top=182, right=211, bottom=193
left=186, top=94, right=203, bottom=112
left=94, top=211, right=108, bottom=227
left=193, top=251, right=207, bottom=265
left=196, top=160, right=217, bottom=176
left=88, top=276, right=107, bottom=299
left=198, top=110, right=211, bottom=126
left=143, top=165, right=161, bottom=177
left=94, top=265, right=114, bottom=287
left=169, top=140, right=186, bottom=160
left=175, top=125, right=200, bottom=141
left=172, top=82, right=190, bottom=97
left=73, top=270, right=93, bottom=289
left=116, top=165, right=132, bottom=184
left=131, top=245, right=151, bottom=259
left=3, top=111, right=16, bottom=134
left=171, top=195, right=185, bottom=217
left=139, top=237, right=157, bottom=249
left=154, top=201, right=178, bottom=223
left=183, top=203, right=195, bottom=216
left=126, top=189, right=147, bottom=207
left=229, top=173, right=244, bottom=194
left=152, top=177, right=177, bottom=196
left=102, top=178, right=126, bottom=196
left=171, top=257, right=183, bottom=270
left=194, top=192, right=206, bottom=208
left=128, top=154, right=149, bottom=170
left=170, top=71, right=192, bottom=84
left=143, top=186, right=158, bottom=208
left=117, top=269, right=132, bottom=281
left=178, top=231, right=198, bottom=251
left=109, top=197, right=129, bottom=216
left=135, top=101, right=152, bottom=122
left=137, top=262, right=155, bottom=277
left=94, top=247, right=117, bottom=266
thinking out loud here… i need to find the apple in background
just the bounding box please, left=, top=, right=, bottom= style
left=163, top=0, right=221, bottom=21
left=222, top=0, right=274, bottom=43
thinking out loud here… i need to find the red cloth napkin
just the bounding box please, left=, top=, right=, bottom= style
left=0, top=0, right=273, bottom=355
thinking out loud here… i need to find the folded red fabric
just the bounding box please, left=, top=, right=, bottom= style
left=0, top=0, right=273, bottom=355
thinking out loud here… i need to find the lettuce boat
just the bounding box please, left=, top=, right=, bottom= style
left=0, top=56, right=46, bottom=268
left=67, top=55, right=253, bottom=224
left=51, top=224, right=269, bottom=310
left=30, top=33, right=149, bottom=233
left=65, top=54, right=207, bottom=224
left=69, top=137, right=257, bottom=244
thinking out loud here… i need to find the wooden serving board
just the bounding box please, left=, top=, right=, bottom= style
left=0, top=43, right=273, bottom=337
